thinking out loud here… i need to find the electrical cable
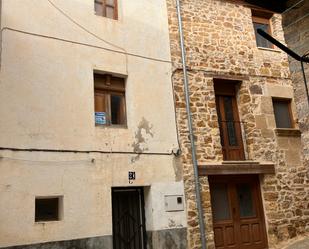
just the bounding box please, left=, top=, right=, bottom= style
left=0, top=146, right=173, bottom=156
left=281, top=0, right=304, bottom=15
left=284, top=13, right=309, bottom=29
left=0, top=156, right=93, bottom=164
left=46, top=0, right=130, bottom=74
left=47, top=0, right=126, bottom=53
left=1, top=27, right=171, bottom=64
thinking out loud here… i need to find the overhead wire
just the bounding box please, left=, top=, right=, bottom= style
left=0, top=1, right=172, bottom=71
left=47, top=0, right=125, bottom=53
left=0, top=156, right=93, bottom=164
left=47, top=0, right=129, bottom=74
left=281, top=0, right=304, bottom=15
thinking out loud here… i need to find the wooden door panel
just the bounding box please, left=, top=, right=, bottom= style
left=227, top=149, right=244, bottom=161
left=226, top=226, right=237, bottom=246
left=240, top=224, right=250, bottom=244
left=252, top=223, right=263, bottom=243
left=214, top=227, right=224, bottom=247
left=239, top=221, right=266, bottom=248
left=215, top=95, right=245, bottom=160
left=214, top=225, right=238, bottom=249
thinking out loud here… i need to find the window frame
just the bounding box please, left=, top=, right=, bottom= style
left=252, top=9, right=274, bottom=49
left=94, top=0, right=118, bottom=20
left=94, top=73, right=127, bottom=127
left=35, top=196, right=63, bottom=222
left=272, top=98, right=294, bottom=129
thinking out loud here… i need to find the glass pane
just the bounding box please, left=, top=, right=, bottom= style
left=111, top=95, right=124, bottom=125
left=253, top=22, right=272, bottom=48
left=236, top=184, right=255, bottom=218
left=94, top=1, right=103, bottom=15
left=273, top=101, right=292, bottom=128
left=223, top=97, right=238, bottom=146
left=211, top=184, right=231, bottom=221
left=106, top=6, right=115, bottom=18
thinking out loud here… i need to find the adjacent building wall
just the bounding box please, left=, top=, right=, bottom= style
left=166, top=0, right=308, bottom=248
left=0, top=0, right=187, bottom=248
left=282, top=0, right=309, bottom=206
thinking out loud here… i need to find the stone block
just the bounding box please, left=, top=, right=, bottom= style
left=288, top=137, right=302, bottom=149
left=266, top=115, right=276, bottom=129
left=260, top=96, right=274, bottom=115
left=265, top=84, right=294, bottom=98
left=250, top=85, right=263, bottom=95
left=276, top=137, right=289, bottom=149
left=255, top=115, right=267, bottom=129
left=286, top=150, right=301, bottom=166
left=261, top=128, right=275, bottom=138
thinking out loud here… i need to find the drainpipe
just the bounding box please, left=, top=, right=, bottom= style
left=175, top=1, right=207, bottom=249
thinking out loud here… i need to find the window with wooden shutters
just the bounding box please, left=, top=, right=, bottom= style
left=252, top=9, right=273, bottom=49
left=272, top=98, right=293, bottom=128
left=94, top=73, right=126, bottom=126
left=95, top=0, right=118, bottom=19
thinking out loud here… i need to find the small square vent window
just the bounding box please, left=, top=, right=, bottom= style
left=35, top=197, right=62, bottom=222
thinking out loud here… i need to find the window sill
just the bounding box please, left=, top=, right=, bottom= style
left=257, top=47, right=281, bottom=53
left=275, top=128, right=301, bottom=137
left=35, top=220, right=61, bottom=224
left=95, top=124, right=128, bottom=129
left=94, top=12, right=118, bottom=21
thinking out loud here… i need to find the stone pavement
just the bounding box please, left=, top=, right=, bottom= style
left=285, top=237, right=309, bottom=249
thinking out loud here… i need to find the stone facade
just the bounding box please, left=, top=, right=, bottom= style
left=167, top=0, right=309, bottom=248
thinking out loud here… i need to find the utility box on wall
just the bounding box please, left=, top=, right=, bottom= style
left=164, top=195, right=184, bottom=212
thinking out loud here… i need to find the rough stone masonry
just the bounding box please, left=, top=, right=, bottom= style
left=166, top=0, right=309, bottom=248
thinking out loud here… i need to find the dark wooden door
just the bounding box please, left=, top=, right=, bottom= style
left=216, top=95, right=245, bottom=160
left=209, top=175, right=268, bottom=249
left=112, top=188, right=146, bottom=249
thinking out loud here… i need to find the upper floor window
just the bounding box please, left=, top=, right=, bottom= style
left=272, top=98, right=293, bottom=128
left=95, top=0, right=118, bottom=19
left=252, top=9, right=273, bottom=49
left=94, top=73, right=126, bottom=126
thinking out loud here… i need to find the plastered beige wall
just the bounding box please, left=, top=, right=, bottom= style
left=0, top=151, right=183, bottom=247
left=0, top=0, right=186, bottom=247
left=0, top=0, right=178, bottom=152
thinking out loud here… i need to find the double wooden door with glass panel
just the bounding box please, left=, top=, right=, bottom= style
left=209, top=175, right=268, bottom=249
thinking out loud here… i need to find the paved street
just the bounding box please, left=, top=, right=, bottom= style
left=285, top=237, right=309, bottom=249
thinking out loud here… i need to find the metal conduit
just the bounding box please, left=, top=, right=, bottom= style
left=175, top=0, right=207, bottom=248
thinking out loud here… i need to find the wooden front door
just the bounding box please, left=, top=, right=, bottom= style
left=209, top=175, right=268, bottom=249
left=112, top=188, right=146, bottom=249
